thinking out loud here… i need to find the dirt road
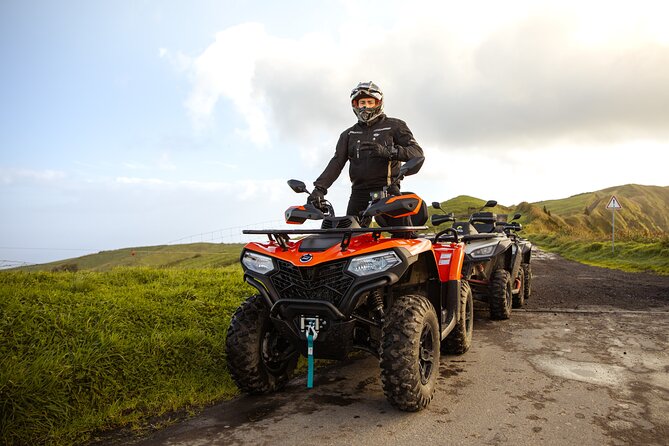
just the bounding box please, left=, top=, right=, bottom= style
left=122, top=250, right=669, bottom=446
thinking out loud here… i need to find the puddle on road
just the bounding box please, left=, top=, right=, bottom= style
left=532, top=250, right=559, bottom=261
left=530, top=355, right=626, bottom=388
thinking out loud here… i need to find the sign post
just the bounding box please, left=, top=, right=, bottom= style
left=606, top=195, right=622, bottom=253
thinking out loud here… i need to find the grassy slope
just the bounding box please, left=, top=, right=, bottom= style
left=431, top=187, right=669, bottom=275
left=535, top=184, right=669, bottom=235
left=1, top=266, right=252, bottom=445
left=523, top=184, right=669, bottom=274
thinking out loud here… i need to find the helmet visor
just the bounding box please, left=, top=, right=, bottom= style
left=351, top=88, right=383, bottom=102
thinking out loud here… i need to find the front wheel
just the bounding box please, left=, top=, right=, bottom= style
left=442, top=281, right=473, bottom=354
left=489, top=269, right=512, bottom=320
left=380, top=295, right=439, bottom=411
left=225, top=295, right=298, bottom=394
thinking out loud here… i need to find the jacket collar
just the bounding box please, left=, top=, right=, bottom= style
left=356, top=114, right=386, bottom=128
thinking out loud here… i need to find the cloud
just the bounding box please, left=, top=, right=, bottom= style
left=177, top=2, right=669, bottom=153
left=113, top=176, right=289, bottom=202
left=0, top=168, right=67, bottom=184
left=180, top=23, right=273, bottom=144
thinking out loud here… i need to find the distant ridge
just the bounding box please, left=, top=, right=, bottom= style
left=526, top=184, right=669, bottom=236
left=15, top=184, right=668, bottom=272
left=433, top=184, right=669, bottom=237
left=19, top=243, right=244, bottom=272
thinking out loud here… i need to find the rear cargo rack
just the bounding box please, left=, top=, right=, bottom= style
left=243, top=226, right=428, bottom=251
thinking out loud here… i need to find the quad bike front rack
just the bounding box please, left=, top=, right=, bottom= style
left=244, top=226, right=428, bottom=251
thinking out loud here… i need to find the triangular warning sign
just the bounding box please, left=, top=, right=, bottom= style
left=606, top=195, right=622, bottom=210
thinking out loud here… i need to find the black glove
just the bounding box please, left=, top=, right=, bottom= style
left=387, top=184, right=400, bottom=196
left=308, top=186, right=326, bottom=204
left=360, top=141, right=397, bottom=159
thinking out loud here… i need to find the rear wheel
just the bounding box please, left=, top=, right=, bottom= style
left=442, top=281, right=473, bottom=354
left=225, top=295, right=298, bottom=394
left=522, top=264, right=532, bottom=301
left=380, top=294, right=439, bottom=411
left=490, top=269, right=512, bottom=320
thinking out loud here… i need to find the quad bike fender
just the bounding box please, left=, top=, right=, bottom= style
left=507, top=245, right=523, bottom=283
left=439, top=279, right=461, bottom=339
left=522, top=243, right=532, bottom=264
left=432, top=242, right=465, bottom=282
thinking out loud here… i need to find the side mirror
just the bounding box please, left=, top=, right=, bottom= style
left=432, top=201, right=442, bottom=210
left=399, top=156, right=425, bottom=178
left=484, top=200, right=497, bottom=208
left=287, top=179, right=308, bottom=194
left=512, top=213, right=521, bottom=221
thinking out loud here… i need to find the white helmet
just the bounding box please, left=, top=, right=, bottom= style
left=350, top=81, right=384, bottom=124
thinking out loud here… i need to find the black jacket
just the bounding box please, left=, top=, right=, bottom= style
left=314, top=114, right=424, bottom=192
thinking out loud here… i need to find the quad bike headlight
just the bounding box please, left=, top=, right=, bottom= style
left=347, top=251, right=401, bottom=276
left=242, top=251, right=275, bottom=274
left=470, top=243, right=497, bottom=258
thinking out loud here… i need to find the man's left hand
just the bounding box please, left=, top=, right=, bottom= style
left=360, top=142, right=397, bottom=159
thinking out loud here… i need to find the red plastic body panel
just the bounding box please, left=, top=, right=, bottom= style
left=432, top=242, right=465, bottom=281
left=245, top=234, right=433, bottom=267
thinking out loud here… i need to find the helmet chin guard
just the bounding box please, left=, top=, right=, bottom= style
left=351, top=81, right=384, bottom=124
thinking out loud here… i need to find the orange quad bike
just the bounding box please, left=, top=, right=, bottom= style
left=225, top=158, right=473, bottom=411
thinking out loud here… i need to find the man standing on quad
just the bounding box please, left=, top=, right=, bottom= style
left=309, top=81, right=424, bottom=226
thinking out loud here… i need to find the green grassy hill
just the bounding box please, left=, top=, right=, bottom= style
left=429, top=185, right=669, bottom=275
left=534, top=184, right=669, bottom=236
left=18, top=184, right=668, bottom=274
left=431, top=185, right=669, bottom=237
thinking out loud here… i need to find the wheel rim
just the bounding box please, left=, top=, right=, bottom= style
left=261, top=325, right=295, bottom=374
left=419, top=323, right=435, bottom=385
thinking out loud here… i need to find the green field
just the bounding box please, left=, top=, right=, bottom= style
left=0, top=265, right=251, bottom=445
left=526, top=233, right=669, bottom=275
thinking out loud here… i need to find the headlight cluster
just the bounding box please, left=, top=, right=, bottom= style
left=242, top=251, right=275, bottom=274
left=470, top=243, right=497, bottom=258
left=347, top=251, right=401, bottom=276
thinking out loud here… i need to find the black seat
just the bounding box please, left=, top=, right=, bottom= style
left=470, top=211, right=497, bottom=234
left=321, top=216, right=360, bottom=230
left=299, top=216, right=362, bottom=252
left=471, top=222, right=495, bottom=233
left=452, top=221, right=479, bottom=235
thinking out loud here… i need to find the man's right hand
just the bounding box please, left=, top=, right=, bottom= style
left=308, top=186, right=326, bottom=204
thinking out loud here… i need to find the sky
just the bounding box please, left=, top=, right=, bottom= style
left=1, top=0, right=668, bottom=266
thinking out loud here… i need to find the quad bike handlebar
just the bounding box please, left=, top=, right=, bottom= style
left=434, top=227, right=459, bottom=243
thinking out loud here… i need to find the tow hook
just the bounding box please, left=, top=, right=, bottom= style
left=301, top=316, right=320, bottom=388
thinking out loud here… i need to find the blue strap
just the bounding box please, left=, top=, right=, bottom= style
left=307, top=333, right=314, bottom=388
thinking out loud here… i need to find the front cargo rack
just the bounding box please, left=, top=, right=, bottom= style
left=243, top=226, right=428, bottom=251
